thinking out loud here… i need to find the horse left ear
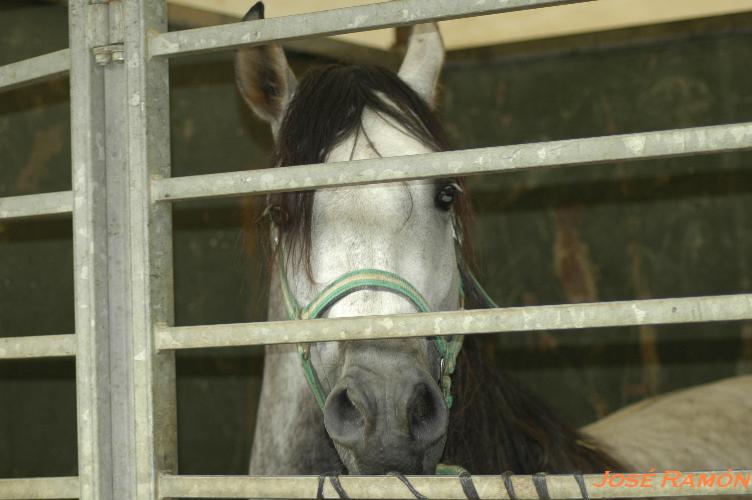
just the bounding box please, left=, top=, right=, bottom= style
left=234, top=2, right=297, bottom=136
left=398, top=23, right=445, bottom=107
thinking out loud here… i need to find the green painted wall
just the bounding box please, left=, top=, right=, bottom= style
left=0, top=2, right=77, bottom=483
left=1, top=1, right=750, bottom=483
left=442, top=27, right=752, bottom=425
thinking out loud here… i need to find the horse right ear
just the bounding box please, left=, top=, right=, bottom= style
left=234, top=2, right=297, bottom=134
left=398, top=23, right=444, bottom=107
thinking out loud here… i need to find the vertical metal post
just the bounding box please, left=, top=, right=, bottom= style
left=71, top=0, right=176, bottom=498
left=122, top=1, right=178, bottom=499
left=69, top=1, right=113, bottom=499
left=100, top=1, right=141, bottom=498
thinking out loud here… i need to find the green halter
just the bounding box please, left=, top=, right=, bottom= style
left=277, top=249, right=465, bottom=411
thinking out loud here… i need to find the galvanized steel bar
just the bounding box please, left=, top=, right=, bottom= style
left=100, top=2, right=140, bottom=498
left=153, top=122, right=752, bottom=203
left=156, top=293, right=752, bottom=350
left=0, top=191, right=73, bottom=220
left=0, top=48, right=70, bottom=93
left=159, top=470, right=752, bottom=499
left=122, top=1, right=179, bottom=499
left=69, top=1, right=114, bottom=499
left=0, top=334, right=76, bottom=360
left=149, top=0, right=591, bottom=58
left=0, top=476, right=80, bottom=500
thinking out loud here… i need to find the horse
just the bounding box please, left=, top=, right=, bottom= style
left=235, top=1, right=752, bottom=483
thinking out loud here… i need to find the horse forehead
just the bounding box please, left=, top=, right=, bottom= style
left=327, top=107, right=434, bottom=162
left=319, top=109, right=436, bottom=220
left=314, top=181, right=435, bottom=230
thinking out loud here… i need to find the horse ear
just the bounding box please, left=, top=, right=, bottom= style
left=398, top=23, right=445, bottom=107
left=234, top=2, right=297, bottom=133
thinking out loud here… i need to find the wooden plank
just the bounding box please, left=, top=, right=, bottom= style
left=167, top=0, right=752, bottom=49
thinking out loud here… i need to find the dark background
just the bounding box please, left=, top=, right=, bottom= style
left=1, top=0, right=750, bottom=481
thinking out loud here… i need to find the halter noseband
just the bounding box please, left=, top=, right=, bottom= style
left=277, top=247, right=466, bottom=411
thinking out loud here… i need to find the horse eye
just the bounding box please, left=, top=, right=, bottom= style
left=435, top=184, right=457, bottom=211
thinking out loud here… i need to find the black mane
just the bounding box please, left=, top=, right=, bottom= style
left=444, top=335, right=622, bottom=473
left=267, top=62, right=621, bottom=474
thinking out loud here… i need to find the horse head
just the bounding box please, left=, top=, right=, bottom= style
left=235, top=2, right=470, bottom=475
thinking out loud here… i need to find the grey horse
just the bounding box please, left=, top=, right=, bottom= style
left=235, top=2, right=752, bottom=488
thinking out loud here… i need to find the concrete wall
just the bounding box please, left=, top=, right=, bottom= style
left=1, top=0, right=750, bottom=481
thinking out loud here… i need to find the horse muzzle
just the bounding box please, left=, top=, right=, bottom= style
left=323, top=363, right=449, bottom=474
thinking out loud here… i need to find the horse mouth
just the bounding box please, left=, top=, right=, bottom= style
left=341, top=443, right=437, bottom=475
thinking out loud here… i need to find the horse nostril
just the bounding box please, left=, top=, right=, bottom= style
left=408, top=382, right=447, bottom=446
left=338, top=388, right=363, bottom=426
left=324, top=386, right=367, bottom=446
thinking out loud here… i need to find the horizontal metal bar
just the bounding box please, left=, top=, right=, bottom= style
left=0, top=476, right=79, bottom=499
left=0, top=334, right=77, bottom=360
left=150, top=0, right=591, bottom=58
left=153, top=122, right=752, bottom=203
left=0, top=49, right=70, bottom=93
left=0, top=191, right=73, bottom=220
left=156, top=293, right=752, bottom=351
left=159, top=470, right=752, bottom=499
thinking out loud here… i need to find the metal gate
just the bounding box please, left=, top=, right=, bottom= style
left=0, top=0, right=751, bottom=499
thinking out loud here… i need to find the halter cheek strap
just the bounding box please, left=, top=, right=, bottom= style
left=277, top=250, right=464, bottom=411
